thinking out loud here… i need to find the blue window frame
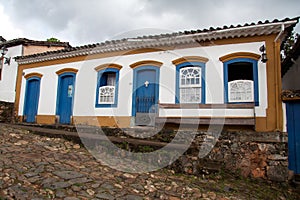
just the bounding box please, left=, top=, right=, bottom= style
left=223, top=58, right=259, bottom=106
left=175, top=62, right=206, bottom=104
left=95, top=68, right=119, bottom=107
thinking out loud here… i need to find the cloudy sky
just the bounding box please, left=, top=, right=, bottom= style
left=0, top=0, right=300, bottom=46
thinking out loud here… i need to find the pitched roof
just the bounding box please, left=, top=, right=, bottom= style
left=282, top=36, right=300, bottom=76
left=0, top=38, right=71, bottom=49
left=15, top=17, right=299, bottom=65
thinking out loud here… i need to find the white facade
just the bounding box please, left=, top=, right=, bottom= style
left=19, top=41, right=267, bottom=120
left=0, top=45, right=22, bottom=102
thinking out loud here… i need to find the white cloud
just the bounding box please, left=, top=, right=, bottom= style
left=0, top=4, right=23, bottom=40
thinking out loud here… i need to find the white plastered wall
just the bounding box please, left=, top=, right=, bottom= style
left=0, top=45, right=22, bottom=102
left=19, top=41, right=268, bottom=118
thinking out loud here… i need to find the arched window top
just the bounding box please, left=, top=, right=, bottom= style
left=219, top=52, right=261, bottom=63
left=56, top=68, right=78, bottom=75
left=94, top=63, right=122, bottom=72
left=172, top=56, right=209, bottom=66
left=130, top=60, right=163, bottom=69
left=24, top=72, right=43, bottom=79
left=180, top=67, right=202, bottom=87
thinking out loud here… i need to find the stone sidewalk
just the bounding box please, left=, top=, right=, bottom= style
left=0, top=124, right=299, bottom=200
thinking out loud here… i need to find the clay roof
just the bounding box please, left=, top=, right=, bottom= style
left=0, top=38, right=71, bottom=49
left=282, top=90, right=300, bottom=101
left=15, top=17, right=299, bottom=65
left=281, top=36, right=300, bottom=76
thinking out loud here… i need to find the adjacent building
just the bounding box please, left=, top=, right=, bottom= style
left=0, top=38, right=70, bottom=102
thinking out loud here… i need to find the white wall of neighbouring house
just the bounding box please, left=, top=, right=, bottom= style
left=282, top=56, right=300, bottom=90
left=19, top=41, right=268, bottom=118
left=0, top=45, right=22, bottom=103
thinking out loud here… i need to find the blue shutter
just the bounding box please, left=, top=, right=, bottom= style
left=100, top=73, right=108, bottom=87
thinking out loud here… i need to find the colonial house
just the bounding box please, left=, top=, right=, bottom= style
left=14, top=17, right=299, bottom=133
left=282, top=36, right=300, bottom=177
left=0, top=38, right=70, bottom=103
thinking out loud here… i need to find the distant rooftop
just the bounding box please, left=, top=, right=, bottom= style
left=0, top=38, right=71, bottom=49
left=0, top=36, right=6, bottom=43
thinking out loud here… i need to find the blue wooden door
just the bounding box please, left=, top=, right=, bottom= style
left=57, top=75, right=75, bottom=124
left=133, top=68, right=159, bottom=126
left=24, top=78, right=41, bottom=123
left=136, top=69, right=157, bottom=113
left=286, top=101, right=300, bottom=174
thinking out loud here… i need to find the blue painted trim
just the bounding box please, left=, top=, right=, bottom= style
left=55, top=72, right=77, bottom=116
left=286, top=102, right=296, bottom=172
left=95, top=68, right=120, bottom=108
left=132, top=66, right=160, bottom=116
left=23, top=76, right=41, bottom=122
left=175, top=61, right=206, bottom=104
left=223, top=58, right=259, bottom=106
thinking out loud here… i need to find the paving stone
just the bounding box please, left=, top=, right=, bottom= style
left=53, top=170, right=84, bottom=180
left=130, top=183, right=144, bottom=191
left=43, top=181, right=72, bottom=190
left=24, top=172, right=38, bottom=178
left=122, top=194, right=143, bottom=200
left=27, top=176, right=43, bottom=183
left=100, top=183, right=116, bottom=190
left=64, top=197, right=80, bottom=200
left=56, top=190, right=66, bottom=198
left=96, top=192, right=115, bottom=200
left=68, top=177, right=93, bottom=185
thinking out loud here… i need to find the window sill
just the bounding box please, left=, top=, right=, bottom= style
left=95, top=104, right=117, bottom=108
left=159, top=103, right=255, bottom=109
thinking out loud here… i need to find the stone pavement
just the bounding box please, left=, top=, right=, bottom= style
left=0, top=124, right=299, bottom=200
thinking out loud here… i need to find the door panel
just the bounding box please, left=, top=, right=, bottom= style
left=286, top=102, right=300, bottom=174
left=57, top=75, right=75, bottom=124
left=24, top=79, right=40, bottom=123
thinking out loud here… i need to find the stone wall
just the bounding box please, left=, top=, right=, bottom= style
left=171, top=131, right=288, bottom=182
left=0, top=101, right=14, bottom=123
left=78, top=127, right=289, bottom=182
left=27, top=125, right=289, bottom=182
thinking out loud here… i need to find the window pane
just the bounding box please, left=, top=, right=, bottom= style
left=107, top=73, right=116, bottom=86
left=180, top=67, right=201, bottom=87
left=228, top=62, right=253, bottom=82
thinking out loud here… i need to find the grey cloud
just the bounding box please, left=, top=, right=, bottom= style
left=2, top=0, right=300, bottom=46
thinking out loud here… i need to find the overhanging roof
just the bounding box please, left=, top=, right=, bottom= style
left=15, top=17, right=299, bottom=65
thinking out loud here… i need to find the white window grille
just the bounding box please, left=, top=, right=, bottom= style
left=228, top=80, right=254, bottom=102
left=98, top=86, right=115, bottom=104
left=179, top=67, right=201, bottom=103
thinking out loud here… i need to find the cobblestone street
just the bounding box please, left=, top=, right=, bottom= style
left=0, top=124, right=299, bottom=200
